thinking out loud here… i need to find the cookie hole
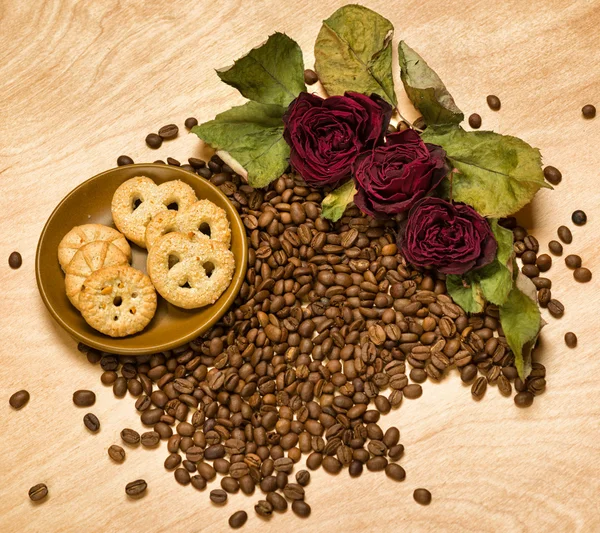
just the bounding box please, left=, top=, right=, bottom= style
left=113, top=316, right=119, bottom=321
left=167, top=202, right=179, bottom=211
left=131, top=292, right=138, bottom=298
left=168, top=255, right=180, bottom=269
left=199, top=222, right=211, bottom=237
left=203, top=261, right=215, bottom=278
left=113, top=296, right=123, bottom=307
left=180, top=281, right=191, bottom=289
left=132, top=198, right=142, bottom=211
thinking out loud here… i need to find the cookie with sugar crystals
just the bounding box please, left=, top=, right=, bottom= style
left=79, top=265, right=157, bottom=337
left=58, top=224, right=131, bottom=271
left=111, top=176, right=197, bottom=247
left=147, top=232, right=235, bottom=309
left=64, top=241, right=129, bottom=309
left=145, top=199, right=231, bottom=249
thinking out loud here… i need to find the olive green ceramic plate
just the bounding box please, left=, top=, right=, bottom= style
left=36, top=164, right=247, bottom=355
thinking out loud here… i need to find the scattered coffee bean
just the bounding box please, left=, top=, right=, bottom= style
left=557, top=226, right=572, bottom=244
left=486, top=95, right=501, bottom=110
left=210, top=489, right=227, bottom=504
left=73, top=390, right=96, bottom=407
left=141, top=431, right=160, bottom=447
left=296, top=470, right=310, bottom=486
left=537, top=288, right=551, bottom=308
left=158, top=124, right=179, bottom=140
left=303, top=69, right=319, bottom=85
left=125, top=479, right=147, bottom=497
left=547, top=299, right=564, bottom=318
left=167, top=157, right=180, bottom=166
left=385, top=463, right=406, bottom=482
left=145, top=133, right=162, bottom=149
left=8, top=251, right=22, bottom=269
left=471, top=377, right=487, bottom=400
left=113, top=377, right=127, bottom=398
left=574, top=267, right=592, bottom=283
left=403, top=384, right=422, bottom=399
left=521, top=264, right=539, bottom=278
left=564, top=332, right=577, bottom=348
left=468, top=113, right=482, bottom=129
left=536, top=254, right=552, bottom=272
left=543, top=166, right=562, bottom=185
left=532, top=277, right=551, bottom=289
left=413, top=488, right=432, bottom=505
left=514, top=391, right=534, bottom=408
left=28, top=483, right=48, bottom=502
left=175, top=468, right=191, bottom=485
left=565, top=254, right=582, bottom=269
left=9, top=389, right=29, bottom=409
left=582, top=104, right=596, bottom=119
left=101, top=371, right=117, bottom=385
left=255, top=500, right=274, bottom=517
left=571, top=210, right=587, bottom=226
left=524, top=235, right=539, bottom=252
left=548, top=240, right=563, bottom=256
left=83, top=413, right=100, bottom=432
left=292, top=500, right=312, bottom=518
left=521, top=250, right=537, bottom=264
left=229, top=510, right=248, bottom=529
left=108, top=445, right=126, bottom=463
left=267, top=492, right=288, bottom=512
left=184, top=117, right=198, bottom=129
left=121, top=428, right=140, bottom=445
left=117, top=155, right=134, bottom=166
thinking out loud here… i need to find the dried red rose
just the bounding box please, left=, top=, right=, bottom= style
left=353, top=129, right=448, bottom=217
left=399, top=197, right=497, bottom=275
left=283, top=91, right=392, bottom=187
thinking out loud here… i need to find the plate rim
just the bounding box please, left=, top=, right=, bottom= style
left=35, top=163, right=248, bottom=355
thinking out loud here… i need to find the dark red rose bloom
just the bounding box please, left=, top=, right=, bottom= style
left=283, top=91, right=392, bottom=187
left=398, top=197, right=497, bottom=275
left=353, top=129, right=448, bottom=218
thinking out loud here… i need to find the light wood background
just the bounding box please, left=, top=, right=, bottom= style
left=1, top=1, right=599, bottom=532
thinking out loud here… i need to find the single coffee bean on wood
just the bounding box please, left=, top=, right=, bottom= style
left=125, top=479, right=147, bottom=497
left=303, top=69, right=318, bottom=85
left=29, top=483, right=48, bottom=502
left=486, top=95, right=501, bottom=110
left=514, top=391, right=534, bottom=408
left=547, top=299, right=564, bottom=318
left=145, top=133, right=162, bottom=149
left=471, top=377, right=487, bottom=400
left=184, top=117, right=198, bottom=129
left=158, top=124, right=179, bottom=140
left=571, top=210, right=587, bottom=226
left=557, top=226, right=572, bottom=244
left=292, top=500, right=312, bottom=518
left=141, top=431, right=160, bottom=447
left=83, top=413, right=100, bottom=432
left=9, top=390, right=29, bottom=409
left=385, top=463, right=406, bottom=481
left=565, top=255, right=582, bottom=269
left=8, top=251, right=22, bottom=269
left=108, top=445, right=126, bottom=463
left=121, top=428, right=140, bottom=445
left=468, top=113, right=482, bottom=129
left=537, top=288, right=551, bottom=308
left=574, top=267, right=592, bottom=283
left=229, top=510, right=248, bottom=529
left=536, top=254, right=552, bottom=272
left=548, top=240, right=563, bottom=256
left=73, top=390, right=96, bottom=407
left=564, top=332, right=577, bottom=348
left=414, top=488, right=432, bottom=505
left=543, top=166, right=562, bottom=185
left=174, top=468, right=191, bottom=485
left=210, top=489, right=227, bottom=504
left=582, top=104, right=596, bottom=119
left=117, top=155, right=133, bottom=166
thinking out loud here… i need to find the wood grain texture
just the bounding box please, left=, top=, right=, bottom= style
left=1, top=0, right=599, bottom=532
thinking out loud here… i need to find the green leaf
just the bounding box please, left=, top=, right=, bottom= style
left=446, top=275, right=485, bottom=314
left=398, top=41, right=463, bottom=126
left=499, top=274, right=542, bottom=380
left=490, top=219, right=514, bottom=267
left=192, top=101, right=289, bottom=188
left=422, top=126, right=551, bottom=217
left=217, top=32, right=306, bottom=107
left=477, top=219, right=515, bottom=305
left=314, top=5, right=396, bottom=105
left=321, top=180, right=357, bottom=222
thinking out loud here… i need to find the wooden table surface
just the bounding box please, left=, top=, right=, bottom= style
left=1, top=1, right=599, bottom=532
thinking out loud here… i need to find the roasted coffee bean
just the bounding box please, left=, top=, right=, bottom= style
left=536, top=254, right=552, bottom=272
left=292, top=500, right=312, bottom=518
left=121, top=428, right=140, bottom=445
left=497, top=375, right=512, bottom=396
left=468, top=113, right=482, bottom=129
left=322, top=456, right=342, bottom=474
left=471, top=377, right=487, bottom=400
left=164, top=454, right=182, bottom=470
left=514, top=391, right=534, bottom=408
left=366, top=456, right=388, bottom=472
left=574, top=267, right=592, bottom=283
left=101, top=371, right=118, bottom=385
left=221, top=477, right=239, bottom=493
left=28, top=483, right=48, bottom=502
left=158, top=124, right=179, bottom=140
left=108, top=444, right=126, bottom=462
left=403, top=384, right=422, bottom=399
left=486, top=95, right=501, bottom=110
left=413, top=488, right=432, bottom=505
left=460, top=364, right=478, bottom=383
left=521, top=251, right=537, bottom=264
left=167, top=157, right=180, bottom=166
left=117, top=155, right=133, bottom=166
left=295, top=470, right=310, bottom=486
left=548, top=240, right=563, bottom=256
left=306, top=452, right=322, bottom=470
left=283, top=483, right=305, bottom=501
left=83, top=413, right=100, bottom=432
left=73, top=390, right=96, bottom=407
left=8, top=251, right=22, bottom=269
left=191, top=475, right=207, bottom=490
left=543, top=166, right=562, bottom=185
left=385, top=463, right=406, bottom=481
left=538, top=288, right=551, bottom=307
left=175, top=468, right=191, bottom=485
left=582, top=104, right=596, bottom=119
left=304, top=69, right=319, bottom=85
left=9, top=389, right=29, bottom=409
left=547, top=299, right=564, bottom=318
left=564, top=332, right=577, bottom=348
left=125, top=479, right=147, bottom=497
left=184, top=117, right=198, bottom=129
left=145, top=133, right=162, bottom=149
left=532, top=277, right=551, bottom=289
left=229, top=510, right=248, bottom=529
left=565, top=254, right=582, bottom=269
left=255, top=500, right=273, bottom=517
left=141, top=431, right=160, bottom=447
left=113, top=377, right=127, bottom=397
left=571, top=210, right=587, bottom=226
left=557, top=226, right=572, bottom=244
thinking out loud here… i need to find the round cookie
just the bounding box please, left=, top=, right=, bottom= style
left=58, top=224, right=131, bottom=271
left=147, top=232, right=235, bottom=309
left=111, top=176, right=198, bottom=247
left=79, top=265, right=157, bottom=337
left=145, top=199, right=231, bottom=249
left=65, top=241, right=129, bottom=309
